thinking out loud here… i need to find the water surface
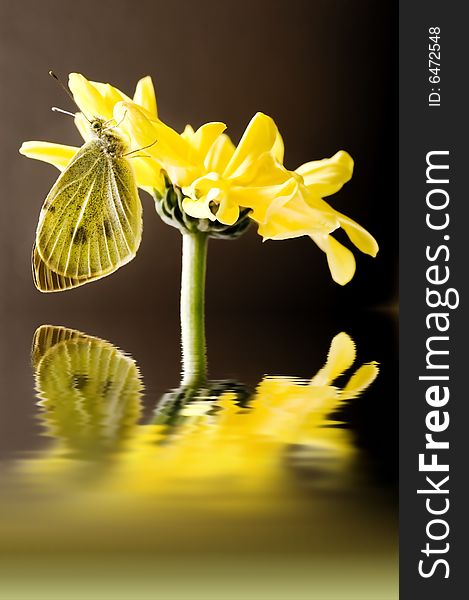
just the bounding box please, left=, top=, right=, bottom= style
left=0, top=310, right=397, bottom=600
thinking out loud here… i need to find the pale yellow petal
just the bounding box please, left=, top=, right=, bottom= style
left=74, top=112, right=91, bottom=141
left=230, top=178, right=298, bottom=224
left=310, top=233, right=356, bottom=285
left=296, top=151, right=354, bottom=196
left=258, top=194, right=339, bottom=240
left=341, top=363, right=379, bottom=400
left=181, top=124, right=195, bottom=140
left=68, top=73, right=112, bottom=120
left=216, top=196, right=239, bottom=225
left=115, top=103, right=192, bottom=176
left=204, top=133, right=235, bottom=173
left=311, top=332, right=356, bottom=386
left=336, top=212, right=379, bottom=257
left=19, top=141, right=78, bottom=170
left=182, top=196, right=216, bottom=221
left=181, top=177, right=239, bottom=224
left=91, top=80, right=130, bottom=108
left=190, top=122, right=227, bottom=159
left=184, top=173, right=221, bottom=198
left=129, top=156, right=163, bottom=188
left=133, top=76, right=158, bottom=117
left=273, top=130, right=284, bottom=163
left=304, top=189, right=378, bottom=257
left=232, top=151, right=293, bottom=189
left=223, top=112, right=278, bottom=179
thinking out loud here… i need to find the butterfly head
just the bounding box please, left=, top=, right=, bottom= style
left=90, top=118, right=127, bottom=157
left=90, top=118, right=106, bottom=136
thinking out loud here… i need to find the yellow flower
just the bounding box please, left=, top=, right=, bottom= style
left=19, top=73, right=164, bottom=191
left=114, top=101, right=377, bottom=283
left=114, top=105, right=298, bottom=226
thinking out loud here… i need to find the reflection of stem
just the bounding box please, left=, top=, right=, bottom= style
left=180, top=232, right=208, bottom=387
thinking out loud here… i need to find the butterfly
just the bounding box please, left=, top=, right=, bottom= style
left=32, top=117, right=142, bottom=292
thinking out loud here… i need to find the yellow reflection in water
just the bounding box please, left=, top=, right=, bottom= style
left=1, top=326, right=388, bottom=555
left=114, top=335, right=378, bottom=499
left=0, top=327, right=395, bottom=599
left=21, top=326, right=378, bottom=499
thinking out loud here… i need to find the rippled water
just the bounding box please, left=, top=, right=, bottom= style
left=0, top=312, right=397, bottom=600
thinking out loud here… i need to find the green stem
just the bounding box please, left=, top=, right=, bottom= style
left=180, top=232, right=208, bottom=387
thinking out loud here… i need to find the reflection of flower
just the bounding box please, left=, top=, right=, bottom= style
left=20, top=73, right=378, bottom=283
left=0, top=327, right=384, bottom=560
left=27, top=327, right=377, bottom=498
left=122, top=332, right=378, bottom=488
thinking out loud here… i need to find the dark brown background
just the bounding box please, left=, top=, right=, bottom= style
left=0, top=0, right=397, bottom=480
left=0, top=0, right=396, bottom=314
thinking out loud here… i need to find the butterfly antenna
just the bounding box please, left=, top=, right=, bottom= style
left=102, top=109, right=127, bottom=132
left=123, top=138, right=158, bottom=157
left=49, top=70, right=92, bottom=123
left=51, top=107, right=76, bottom=118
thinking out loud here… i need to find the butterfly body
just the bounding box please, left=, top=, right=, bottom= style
left=33, top=119, right=143, bottom=292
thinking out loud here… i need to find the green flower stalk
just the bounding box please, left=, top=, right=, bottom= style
left=180, top=231, right=208, bottom=386
left=153, top=174, right=251, bottom=383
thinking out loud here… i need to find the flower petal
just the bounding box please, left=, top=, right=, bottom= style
left=184, top=172, right=221, bottom=197
left=204, top=133, right=235, bottom=173
left=273, top=130, right=284, bottom=163
left=336, top=212, right=379, bottom=257
left=310, top=233, right=356, bottom=285
left=258, top=193, right=339, bottom=240
left=68, top=73, right=112, bottom=120
left=303, top=189, right=378, bottom=257
left=223, top=112, right=277, bottom=179
left=116, top=102, right=191, bottom=173
left=190, top=122, right=227, bottom=160
left=230, top=149, right=289, bottom=188
left=296, top=151, right=354, bottom=196
left=182, top=196, right=216, bottom=221
left=19, top=141, right=78, bottom=170
left=74, top=112, right=92, bottom=141
left=181, top=124, right=195, bottom=140
left=91, top=80, right=130, bottom=108
left=216, top=195, right=239, bottom=225
left=231, top=178, right=298, bottom=224
left=130, top=156, right=164, bottom=189
left=133, top=76, right=158, bottom=117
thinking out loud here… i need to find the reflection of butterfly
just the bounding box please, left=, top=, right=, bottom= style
left=33, top=118, right=142, bottom=292
left=32, top=324, right=143, bottom=457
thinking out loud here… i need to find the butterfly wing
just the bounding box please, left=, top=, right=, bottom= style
left=32, top=242, right=103, bottom=291
left=34, top=138, right=142, bottom=288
